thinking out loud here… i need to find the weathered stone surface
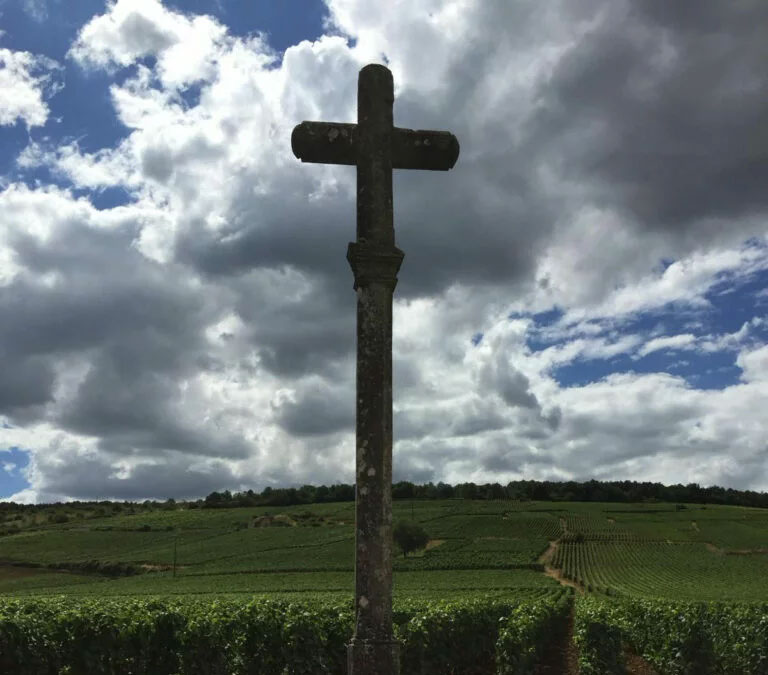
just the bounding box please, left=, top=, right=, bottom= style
left=292, top=123, right=459, bottom=171
left=291, top=121, right=356, bottom=165
left=348, top=639, right=400, bottom=675
left=391, top=127, right=459, bottom=170
left=291, top=62, right=458, bottom=675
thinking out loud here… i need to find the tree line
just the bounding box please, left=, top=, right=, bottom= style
left=3, top=479, right=767, bottom=512
left=199, top=479, right=768, bottom=509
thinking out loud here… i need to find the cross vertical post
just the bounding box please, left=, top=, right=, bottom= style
left=291, top=63, right=459, bottom=675
left=346, top=64, right=401, bottom=673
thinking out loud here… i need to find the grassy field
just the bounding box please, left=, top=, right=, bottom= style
left=2, top=498, right=768, bottom=602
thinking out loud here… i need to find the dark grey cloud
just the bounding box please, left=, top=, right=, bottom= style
left=234, top=273, right=355, bottom=378
left=0, top=356, right=54, bottom=412
left=478, top=442, right=555, bottom=475
left=393, top=452, right=437, bottom=484
left=176, top=178, right=355, bottom=279
left=448, top=399, right=509, bottom=437
left=31, top=450, right=241, bottom=501
left=479, top=355, right=540, bottom=410
left=169, top=0, right=768, bottom=386
left=393, top=356, right=425, bottom=395
left=528, top=0, right=768, bottom=234
left=175, top=182, right=359, bottom=378
left=59, top=354, right=252, bottom=459
left=0, top=201, right=251, bottom=460
left=273, top=382, right=353, bottom=436
left=393, top=408, right=443, bottom=441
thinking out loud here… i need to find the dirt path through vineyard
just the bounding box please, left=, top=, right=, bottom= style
left=535, top=607, right=578, bottom=674
left=538, top=539, right=584, bottom=593
left=534, top=523, right=658, bottom=675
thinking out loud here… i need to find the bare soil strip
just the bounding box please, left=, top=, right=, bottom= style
left=538, top=540, right=558, bottom=565
left=0, top=564, right=55, bottom=579
left=538, top=539, right=584, bottom=594
left=543, top=566, right=583, bottom=592
left=706, top=542, right=768, bottom=555
left=625, top=649, right=660, bottom=675
left=535, top=608, right=578, bottom=675
left=424, top=539, right=445, bottom=550
left=534, top=536, right=657, bottom=675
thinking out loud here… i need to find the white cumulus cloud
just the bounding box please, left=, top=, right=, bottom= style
left=0, top=47, right=61, bottom=127
left=2, top=0, right=768, bottom=500
left=638, top=334, right=697, bottom=358
left=69, top=0, right=232, bottom=88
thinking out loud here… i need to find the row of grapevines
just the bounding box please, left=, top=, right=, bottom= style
left=554, top=541, right=768, bottom=601
left=575, top=595, right=768, bottom=674
left=395, top=553, right=545, bottom=571
left=0, top=591, right=571, bottom=674
left=573, top=596, right=626, bottom=674
left=495, top=591, right=571, bottom=674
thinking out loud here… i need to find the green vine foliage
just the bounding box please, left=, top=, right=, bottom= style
left=0, top=592, right=571, bottom=675
left=575, top=596, right=768, bottom=675
left=573, top=597, right=626, bottom=675
left=495, top=592, right=571, bottom=674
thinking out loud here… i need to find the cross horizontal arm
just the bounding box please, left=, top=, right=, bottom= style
left=392, top=128, right=459, bottom=170
left=291, top=122, right=357, bottom=166
left=291, top=121, right=460, bottom=171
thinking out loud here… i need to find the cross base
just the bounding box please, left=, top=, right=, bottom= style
left=347, top=639, right=400, bottom=675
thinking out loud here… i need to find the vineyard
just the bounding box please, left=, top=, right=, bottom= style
left=575, top=596, right=768, bottom=675
left=553, top=540, right=768, bottom=600
left=2, top=498, right=768, bottom=672
left=0, top=592, right=572, bottom=674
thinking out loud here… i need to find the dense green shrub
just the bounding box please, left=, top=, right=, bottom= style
left=394, top=521, right=429, bottom=557
left=574, top=597, right=626, bottom=674
left=575, top=596, right=768, bottom=675
left=397, top=597, right=503, bottom=673
left=496, top=592, right=571, bottom=674
left=0, top=593, right=570, bottom=674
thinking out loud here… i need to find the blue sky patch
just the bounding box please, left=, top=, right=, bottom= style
left=552, top=347, right=742, bottom=390
left=0, top=447, right=31, bottom=498
left=705, top=264, right=768, bottom=335
left=1, top=0, right=332, bottom=188
left=525, top=247, right=767, bottom=390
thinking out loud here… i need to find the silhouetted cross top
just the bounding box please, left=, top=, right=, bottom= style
left=291, top=65, right=459, bottom=246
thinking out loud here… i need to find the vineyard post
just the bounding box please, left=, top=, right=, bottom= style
left=291, top=64, right=459, bottom=674
left=173, top=537, right=177, bottom=579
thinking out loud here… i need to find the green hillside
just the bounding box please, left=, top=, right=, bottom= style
left=2, top=498, right=768, bottom=601
left=5, top=498, right=768, bottom=673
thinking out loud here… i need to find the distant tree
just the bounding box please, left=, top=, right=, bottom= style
left=392, top=481, right=416, bottom=499
left=456, top=482, right=479, bottom=500
left=393, top=521, right=429, bottom=558
left=204, top=491, right=232, bottom=508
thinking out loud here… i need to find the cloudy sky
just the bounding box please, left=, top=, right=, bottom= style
left=1, top=0, right=766, bottom=503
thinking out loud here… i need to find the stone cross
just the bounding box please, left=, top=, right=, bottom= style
left=291, top=64, right=459, bottom=675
